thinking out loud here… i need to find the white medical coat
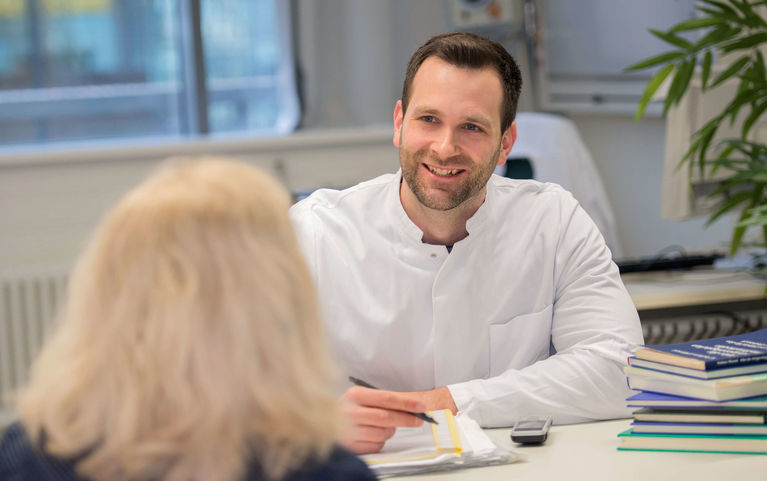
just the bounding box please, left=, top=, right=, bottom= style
left=289, top=171, right=643, bottom=427
left=501, top=112, right=624, bottom=258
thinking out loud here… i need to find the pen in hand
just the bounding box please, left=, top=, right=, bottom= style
left=348, top=376, right=439, bottom=425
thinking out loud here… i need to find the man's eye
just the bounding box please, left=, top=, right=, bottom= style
left=421, top=115, right=436, bottom=123
left=465, top=123, right=481, bottom=132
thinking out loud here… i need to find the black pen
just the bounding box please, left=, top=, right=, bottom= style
left=348, top=376, right=439, bottom=425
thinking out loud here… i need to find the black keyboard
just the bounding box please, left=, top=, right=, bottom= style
left=616, top=253, right=725, bottom=274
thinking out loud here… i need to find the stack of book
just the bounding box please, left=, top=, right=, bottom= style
left=618, top=327, right=767, bottom=454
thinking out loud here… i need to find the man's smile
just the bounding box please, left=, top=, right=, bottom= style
left=424, top=164, right=465, bottom=177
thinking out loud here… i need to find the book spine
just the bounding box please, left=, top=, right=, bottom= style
left=707, top=355, right=767, bottom=370
left=626, top=376, right=718, bottom=401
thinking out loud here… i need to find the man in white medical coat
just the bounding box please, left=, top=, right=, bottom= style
left=290, top=32, right=643, bottom=454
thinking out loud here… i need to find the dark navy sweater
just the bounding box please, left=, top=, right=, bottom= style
left=0, top=422, right=377, bottom=481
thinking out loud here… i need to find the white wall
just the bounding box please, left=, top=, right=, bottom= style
left=0, top=128, right=397, bottom=273
left=572, top=114, right=734, bottom=258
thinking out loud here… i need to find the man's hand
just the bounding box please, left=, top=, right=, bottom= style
left=340, top=385, right=458, bottom=454
left=340, top=386, right=425, bottom=453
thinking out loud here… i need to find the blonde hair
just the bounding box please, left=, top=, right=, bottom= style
left=18, top=157, right=339, bottom=481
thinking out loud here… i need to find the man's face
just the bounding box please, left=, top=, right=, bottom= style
left=394, top=56, right=516, bottom=212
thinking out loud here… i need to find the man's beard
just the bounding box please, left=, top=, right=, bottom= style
left=400, top=144, right=501, bottom=211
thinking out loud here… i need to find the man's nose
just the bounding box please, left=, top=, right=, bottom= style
left=432, top=128, right=460, bottom=160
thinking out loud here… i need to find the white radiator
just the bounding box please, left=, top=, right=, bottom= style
left=0, top=269, right=67, bottom=426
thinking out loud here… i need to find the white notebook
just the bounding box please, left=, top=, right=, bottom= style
left=361, top=409, right=519, bottom=478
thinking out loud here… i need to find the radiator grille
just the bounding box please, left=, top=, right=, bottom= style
left=0, top=270, right=67, bottom=425
left=641, top=309, right=767, bottom=345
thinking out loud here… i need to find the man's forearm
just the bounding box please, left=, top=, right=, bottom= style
left=447, top=347, right=636, bottom=427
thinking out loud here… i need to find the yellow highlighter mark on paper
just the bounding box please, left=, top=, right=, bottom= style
left=430, top=409, right=462, bottom=454
left=363, top=409, right=462, bottom=465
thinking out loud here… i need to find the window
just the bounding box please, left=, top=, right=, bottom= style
left=0, top=0, right=298, bottom=148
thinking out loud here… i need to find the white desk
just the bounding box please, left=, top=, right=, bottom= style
left=622, top=269, right=766, bottom=312
left=392, top=419, right=764, bottom=481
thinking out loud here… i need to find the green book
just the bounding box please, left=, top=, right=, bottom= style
left=632, top=407, right=767, bottom=424
left=617, top=428, right=767, bottom=454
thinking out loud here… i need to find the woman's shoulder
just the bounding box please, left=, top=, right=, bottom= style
left=246, top=445, right=377, bottom=481
left=4, top=425, right=376, bottom=481
left=0, top=422, right=81, bottom=481
left=297, top=446, right=377, bottom=481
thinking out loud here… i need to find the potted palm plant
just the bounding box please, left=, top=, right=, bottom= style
left=627, top=0, right=767, bottom=256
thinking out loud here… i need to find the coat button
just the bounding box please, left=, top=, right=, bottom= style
left=430, top=253, right=437, bottom=258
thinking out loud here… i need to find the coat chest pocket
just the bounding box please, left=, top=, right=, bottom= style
left=488, top=305, right=553, bottom=377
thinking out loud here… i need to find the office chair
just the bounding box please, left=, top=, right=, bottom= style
left=497, top=112, right=623, bottom=258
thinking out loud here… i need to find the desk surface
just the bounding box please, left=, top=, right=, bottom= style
left=622, top=269, right=765, bottom=311
left=393, top=419, right=764, bottom=481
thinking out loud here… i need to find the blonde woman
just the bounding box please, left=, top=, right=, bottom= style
left=0, top=158, right=376, bottom=481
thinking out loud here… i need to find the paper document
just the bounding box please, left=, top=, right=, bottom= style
left=361, top=409, right=519, bottom=478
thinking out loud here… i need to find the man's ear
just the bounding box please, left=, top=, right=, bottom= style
left=497, top=121, right=517, bottom=166
left=393, top=100, right=404, bottom=148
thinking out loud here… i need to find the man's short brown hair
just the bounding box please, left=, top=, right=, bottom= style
left=401, top=32, right=522, bottom=132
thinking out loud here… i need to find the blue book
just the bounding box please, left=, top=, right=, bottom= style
left=635, top=328, right=767, bottom=371
left=628, top=356, right=767, bottom=379
left=626, top=391, right=767, bottom=409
